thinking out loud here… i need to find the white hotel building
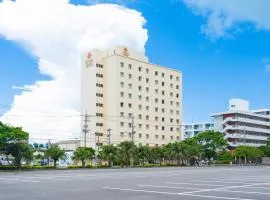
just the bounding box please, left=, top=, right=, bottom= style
left=81, top=46, right=183, bottom=149
left=212, top=99, right=270, bottom=149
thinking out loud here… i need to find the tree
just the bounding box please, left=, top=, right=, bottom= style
left=168, top=142, right=188, bottom=166
left=45, top=145, right=65, bottom=168
left=99, top=145, right=117, bottom=167
left=151, top=146, right=165, bottom=166
left=73, top=147, right=95, bottom=167
left=196, top=131, right=227, bottom=160
left=183, top=138, right=203, bottom=165
left=118, top=141, right=135, bottom=167
left=6, top=143, right=33, bottom=168
left=135, top=145, right=151, bottom=166
left=235, top=146, right=264, bottom=164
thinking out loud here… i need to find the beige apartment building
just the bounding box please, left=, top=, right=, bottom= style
left=81, top=46, right=182, bottom=149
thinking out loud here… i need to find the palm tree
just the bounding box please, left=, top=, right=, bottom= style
left=118, top=141, right=135, bottom=167
left=151, top=146, right=165, bottom=166
left=73, top=147, right=95, bottom=167
left=136, top=145, right=151, bottom=166
left=99, top=145, right=117, bottom=167
left=45, top=145, right=65, bottom=168
left=170, top=142, right=188, bottom=166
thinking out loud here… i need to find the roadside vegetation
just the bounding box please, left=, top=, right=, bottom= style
left=1, top=122, right=270, bottom=169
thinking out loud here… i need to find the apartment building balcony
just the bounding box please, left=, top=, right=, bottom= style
left=223, top=117, right=270, bottom=127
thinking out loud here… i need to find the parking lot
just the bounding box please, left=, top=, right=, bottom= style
left=0, top=166, right=270, bottom=200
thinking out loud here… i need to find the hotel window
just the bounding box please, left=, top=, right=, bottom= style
left=120, top=122, right=124, bottom=127
left=162, top=126, right=165, bottom=131
left=176, top=85, right=179, bottom=89
left=155, top=116, right=158, bottom=121
left=162, top=73, right=164, bottom=78
left=155, top=80, right=158, bottom=85
left=96, top=73, right=103, bottom=78
left=155, top=107, right=158, bottom=112
left=146, top=87, right=149, bottom=92
left=146, top=115, right=149, bottom=120
left=176, top=102, right=180, bottom=107
left=170, top=75, right=173, bottom=80
left=176, top=94, right=179, bottom=98
left=155, top=126, right=158, bottom=130
left=128, top=93, right=132, bottom=99
left=162, top=82, right=165, bottom=86
left=162, top=99, right=165, bottom=104
left=96, top=103, right=103, bottom=107
left=170, top=101, right=173, bottom=106
left=120, top=92, right=124, bottom=97
left=138, top=86, right=142, bottom=91
left=139, top=124, right=142, bottom=129
left=146, top=78, right=149, bottom=83
left=176, top=128, right=180, bottom=132
left=120, top=72, right=124, bottom=77
left=138, top=114, right=142, bottom=119
left=138, top=105, right=142, bottom=110
left=176, top=119, right=179, bottom=124
left=162, top=135, right=165, bottom=140
left=128, top=74, right=132, bottom=79
left=162, top=117, right=165, bottom=122
left=170, top=127, right=173, bottom=132
left=128, top=113, right=132, bottom=118
left=162, top=91, right=165, bottom=96
left=138, top=95, right=142, bottom=100
left=176, top=111, right=179, bottom=115
left=146, top=134, right=150, bottom=139
left=155, top=71, right=158, bottom=76
left=129, top=123, right=132, bottom=128
left=96, top=123, right=103, bottom=127
left=146, top=125, right=149, bottom=130
left=170, top=109, right=174, bottom=114
left=177, top=136, right=179, bottom=140
left=128, top=83, right=132, bottom=89
left=146, top=106, right=149, bottom=111
left=120, top=62, right=124, bottom=67
left=120, top=82, right=124, bottom=87
left=139, top=133, right=142, bottom=138
left=138, top=67, right=142, bottom=72
left=96, top=113, right=103, bottom=117
left=120, top=112, right=124, bottom=117
left=146, top=68, right=149, bottom=74
left=170, top=118, right=173, bottom=123
left=155, top=135, right=158, bottom=139
left=96, top=93, right=103, bottom=97
left=120, top=102, right=124, bottom=107
left=128, top=64, right=132, bottom=69
left=128, top=103, right=132, bottom=108
left=138, top=76, right=142, bottom=81
left=146, top=96, right=149, bottom=101
left=170, top=92, right=173, bottom=97
left=96, top=83, right=103, bottom=88
left=96, top=64, right=103, bottom=68
left=162, top=108, right=165, bottom=113
left=155, top=98, right=158, bottom=103
left=155, top=89, right=158, bottom=94
left=171, top=136, right=174, bottom=140
left=176, top=76, right=179, bottom=81
left=170, top=83, right=173, bottom=88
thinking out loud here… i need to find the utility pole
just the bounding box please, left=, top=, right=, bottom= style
left=82, top=111, right=90, bottom=147
left=131, top=113, right=135, bottom=143
left=107, top=128, right=112, bottom=145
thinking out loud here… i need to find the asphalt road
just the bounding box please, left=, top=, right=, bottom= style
left=0, top=166, right=270, bottom=200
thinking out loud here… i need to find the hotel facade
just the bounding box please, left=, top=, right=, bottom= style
left=81, top=46, right=183, bottom=149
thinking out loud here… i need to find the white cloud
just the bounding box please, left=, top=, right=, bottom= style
left=0, top=0, right=147, bottom=140
left=182, top=0, right=270, bottom=39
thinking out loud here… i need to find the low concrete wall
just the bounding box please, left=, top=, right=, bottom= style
left=262, top=157, right=270, bottom=165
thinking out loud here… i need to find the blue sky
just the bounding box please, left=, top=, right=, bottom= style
left=0, top=0, right=270, bottom=124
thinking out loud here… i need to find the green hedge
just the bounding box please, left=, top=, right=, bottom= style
left=0, top=165, right=55, bottom=170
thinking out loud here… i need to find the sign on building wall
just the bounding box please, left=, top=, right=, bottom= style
left=85, top=52, right=93, bottom=67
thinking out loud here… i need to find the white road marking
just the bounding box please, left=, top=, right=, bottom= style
left=218, top=189, right=270, bottom=195
left=190, top=180, right=262, bottom=184
left=102, top=187, right=256, bottom=200
left=137, top=184, right=198, bottom=190
left=166, top=181, right=226, bottom=187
